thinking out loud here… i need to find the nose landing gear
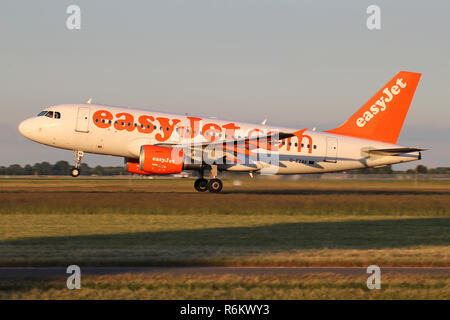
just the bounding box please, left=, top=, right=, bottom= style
left=70, top=151, right=84, bottom=177
left=70, top=167, right=80, bottom=177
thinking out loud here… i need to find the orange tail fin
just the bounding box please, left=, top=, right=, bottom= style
left=326, top=71, right=421, bottom=144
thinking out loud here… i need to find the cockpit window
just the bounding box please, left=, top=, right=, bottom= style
left=37, top=110, right=61, bottom=119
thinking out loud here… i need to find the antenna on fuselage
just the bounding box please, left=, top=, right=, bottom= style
left=86, top=98, right=93, bottom=104
left=261, top=119, right=267, bottom=125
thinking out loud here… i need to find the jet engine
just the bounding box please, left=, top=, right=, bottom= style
left=124, top=158, right=151, bottom=175
left=139, top=145, right=184, bottom=174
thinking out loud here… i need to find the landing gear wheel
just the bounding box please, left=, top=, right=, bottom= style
left=207, top=178, right=223, bottom=193
left=194, top=178, right=208, bottom=192
left=71, top=151, right=84, bottom=178
left=70, top=167, right=80, bottom=177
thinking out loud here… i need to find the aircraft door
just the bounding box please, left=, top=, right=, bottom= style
left=75, top=106, right=90, bottom=133
left=325, top=136, right=338, bottom=162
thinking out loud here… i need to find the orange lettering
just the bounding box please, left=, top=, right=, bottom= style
left=114, top=113, right=135, bottom=132
left=202, top=123, right=222, bottom=142
left=155, top=117, right=181, bottom=142
left=93, top=110, right=113, bottom=129
left=222, top=123, right=240, bottom=140
left=137, top=115, right=155, bottom=134
left=293, top=129, right=313, bottom=153
left=187, top=117, right=202, bottom=138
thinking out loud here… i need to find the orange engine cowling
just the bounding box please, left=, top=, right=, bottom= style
left=139, top=145, right=184, bottom=174
left=125, top=158, right=153, bottom=175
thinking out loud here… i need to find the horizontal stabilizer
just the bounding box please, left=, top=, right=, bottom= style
left=368, top=147, right=426, bottom=156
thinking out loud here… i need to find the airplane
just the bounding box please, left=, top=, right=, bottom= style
left=18, top=71, right=425, bottom=193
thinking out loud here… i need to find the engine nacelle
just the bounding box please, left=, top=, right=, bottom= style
left=125, top=158, right=152, bottom=175
left=139, top=145, right=184, bottom=174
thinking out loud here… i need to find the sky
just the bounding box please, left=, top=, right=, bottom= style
left=1, top=0, right=449, bottom=169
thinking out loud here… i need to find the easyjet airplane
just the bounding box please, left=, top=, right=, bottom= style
left=19, top=71, right=425, bottom=192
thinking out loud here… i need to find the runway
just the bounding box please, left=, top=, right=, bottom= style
left=1, top=267, right=449, bottom=277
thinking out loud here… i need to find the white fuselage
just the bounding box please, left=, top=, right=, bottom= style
left=18, top=104, right=420, bottom=174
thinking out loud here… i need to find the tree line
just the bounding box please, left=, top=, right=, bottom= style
left=0, top=162, right=448, bottom=176
left=352, top=164, right=450, bottom=174
left=0, top=161, right=126, bottom=176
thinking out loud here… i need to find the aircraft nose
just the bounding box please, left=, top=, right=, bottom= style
left=18, top=120, right=27, bottom=136
left=18, top=118, right=35, bottom=139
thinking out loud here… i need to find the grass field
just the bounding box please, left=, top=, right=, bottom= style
left=1, top=274, right=449, bottom=300
left=0, top=177, right=449, bottom=299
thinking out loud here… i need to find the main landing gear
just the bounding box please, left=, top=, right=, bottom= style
left=194, top=165, right=223, bottom=193
left=194, top=178, right=223, bottom=193
left=194, top=178, right=208, bottom=192
left=70, top=151, right=84, bottom=177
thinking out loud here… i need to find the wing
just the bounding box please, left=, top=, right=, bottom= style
left=155, top=129, right=306, bottom=164
left=156, top=131, right=298, bottom=150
